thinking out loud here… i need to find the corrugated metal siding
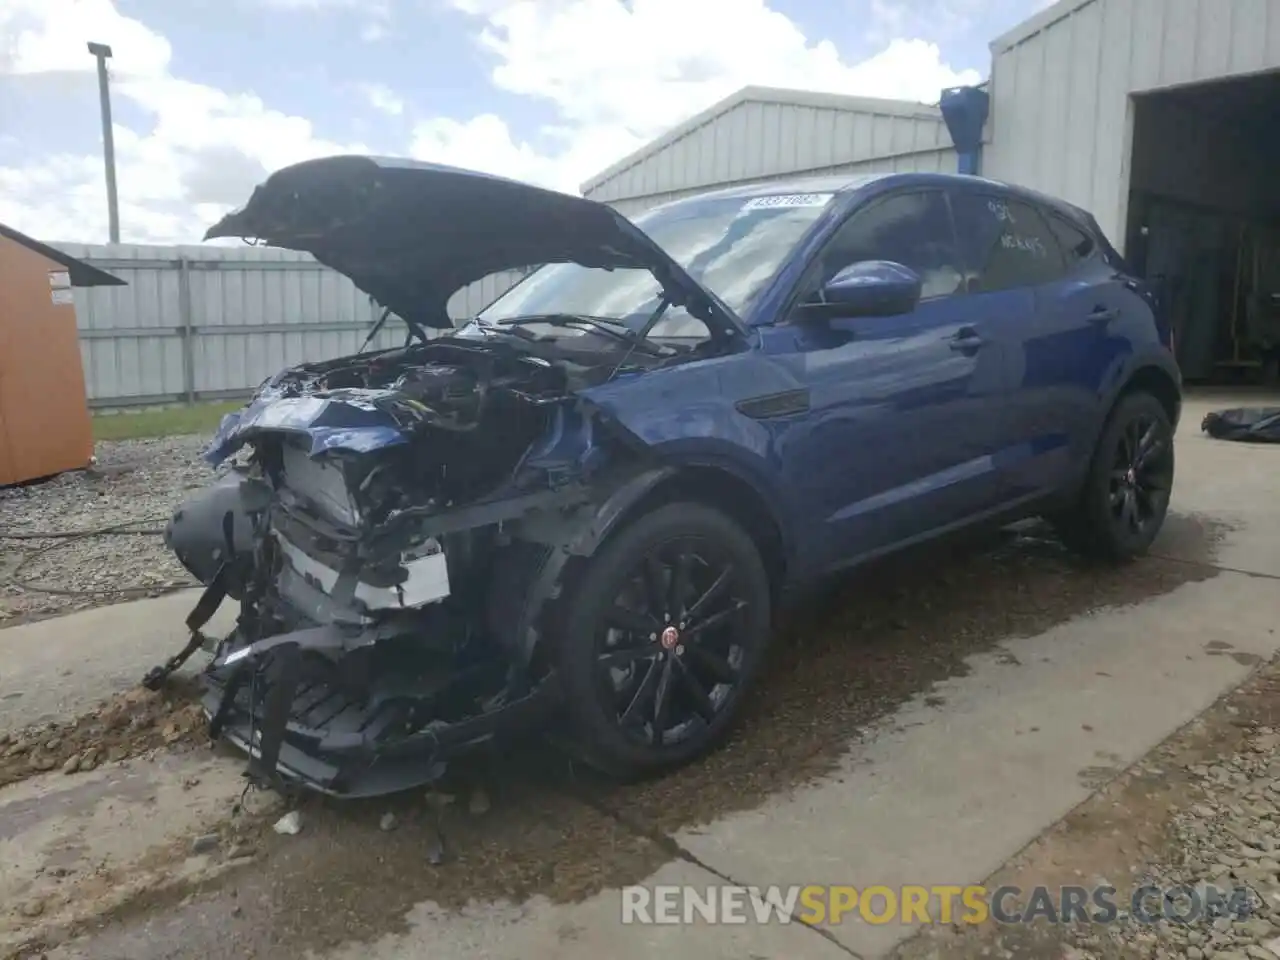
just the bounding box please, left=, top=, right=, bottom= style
left=606, top=147, right=958, bottom=219
left=984, top=0, right=1280, bottom=246
left=586, top=99, right=953, bottom=207
left=55, top=242, right=523, bottom=408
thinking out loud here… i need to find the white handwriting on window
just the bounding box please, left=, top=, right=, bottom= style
left=987, top=200, right=1014, bottom=223
left=1000, top=233, right=1046, bottom=258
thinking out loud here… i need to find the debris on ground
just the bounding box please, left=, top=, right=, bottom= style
left=425, top=829, right=446, bottom=866
left=379, top=812, right=398, bottom=832
left=273, top=811, right=303, bottom=836
left=0, top=436, right=216, bottom=624
left=895, top=657, right=1280, bottom=960
left=425, top=789, right=457, bottom=811
left=468, top=786, right=491, bottom=817
left=17, top=899, right=44, bottom=919
left=0, top=677, right=208, bottom=791
left=225, top=842, right=256, bottom=861
left=191, top=834, right=220, bottom=855
left=1, top=753, right=281, bottom=958
left=1202, top=406, right=1280, bottom=443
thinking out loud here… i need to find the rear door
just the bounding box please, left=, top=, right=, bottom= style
left=1029, top=211, right=1136, bottom=488
left=948, top=189, right=1089, bottom=501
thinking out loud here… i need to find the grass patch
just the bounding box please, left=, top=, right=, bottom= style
left=93, top=400, right=245, bottom=442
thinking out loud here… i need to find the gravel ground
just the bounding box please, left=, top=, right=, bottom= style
left=897, top=657, right=1280, bottom=960
left=0, top=437, right=221, bottom=625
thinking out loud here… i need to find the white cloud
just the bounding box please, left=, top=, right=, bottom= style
left=0, top=0, right=368, bottom=244
left=251, top=0, right=392, bottom=41
left=356, top=82, right=406, bottom=116
left=2, top=0, right=986, bottom=244
left=1, top=0, right=170, bottom=76
left=419, top=0, right=982, bottom=193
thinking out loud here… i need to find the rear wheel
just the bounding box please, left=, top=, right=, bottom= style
left=555, top=502, right=772, bottom=778
left=1052, top=391, right=1175, bottom=560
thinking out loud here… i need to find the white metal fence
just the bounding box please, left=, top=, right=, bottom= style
left=55, top=242, right=526, bottom=409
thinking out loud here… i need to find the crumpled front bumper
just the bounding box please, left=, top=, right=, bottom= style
left=157, top=577, right=558, bottom=798
left=203, top=623, right=560, bottom=798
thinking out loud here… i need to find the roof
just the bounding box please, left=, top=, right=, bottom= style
left=0, top=223, right=126, bottom=287
left=579, top=85, right=946, bottom=196
left=636, top=170, right=1103, bottom=225
left=990, top=0, right=1096, bottom=54
left=639, top=173, right=893, bottom=211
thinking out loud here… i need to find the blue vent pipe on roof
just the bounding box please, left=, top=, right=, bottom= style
left=939, top=85, right=990, bottom=176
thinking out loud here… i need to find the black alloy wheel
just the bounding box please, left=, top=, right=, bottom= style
left=598, top=536, right=748, bottom=749
left=556, top=502, right=772, bottom=777
left=1108, top=408, right=1174, bottom=541
left=1053, top=390, right=1175, bottom=560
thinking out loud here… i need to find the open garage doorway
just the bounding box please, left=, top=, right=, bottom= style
left=1125, top=70, right=1280, bottom=385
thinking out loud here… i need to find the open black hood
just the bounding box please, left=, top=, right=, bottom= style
left=204, top=155, right=745, bottom=335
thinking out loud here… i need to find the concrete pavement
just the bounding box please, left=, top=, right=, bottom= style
left=2, top=391, right=1279, bottom=959
left=0, top=591, right=239, bottom=734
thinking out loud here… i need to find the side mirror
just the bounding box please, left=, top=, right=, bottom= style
left=803, top=261, right=923, bottom=319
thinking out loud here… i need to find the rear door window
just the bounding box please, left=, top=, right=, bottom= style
left=950, top=193, right=1066, bottom=293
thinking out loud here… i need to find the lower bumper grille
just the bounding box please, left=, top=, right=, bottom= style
left=202, top=636, right=560, bottom=798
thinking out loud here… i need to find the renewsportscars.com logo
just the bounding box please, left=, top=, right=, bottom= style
left=620, top=884, right=1256, bottom=926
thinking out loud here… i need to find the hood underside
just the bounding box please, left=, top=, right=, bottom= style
left=205, top=155, right=743, bottom=335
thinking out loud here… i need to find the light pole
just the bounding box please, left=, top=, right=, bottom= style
left=86, top=41, right=120, bottom=244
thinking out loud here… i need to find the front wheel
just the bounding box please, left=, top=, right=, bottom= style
left=555, top=501, right=772, bottom=778
left=1052, top=390, right=1175, bottom=561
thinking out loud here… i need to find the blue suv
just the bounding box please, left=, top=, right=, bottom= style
left=161, top=156, right=1180, bottom=797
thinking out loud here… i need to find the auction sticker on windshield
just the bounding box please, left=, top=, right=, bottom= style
left=740, top=193, right=834, bottom=211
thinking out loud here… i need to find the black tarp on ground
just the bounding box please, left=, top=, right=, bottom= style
left=1201, top=407, right=1280, bottom=442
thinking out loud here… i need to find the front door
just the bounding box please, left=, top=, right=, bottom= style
left=761, top=188, right=1012, bottom=572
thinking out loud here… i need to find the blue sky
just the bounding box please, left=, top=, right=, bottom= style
left=0, top=0, right=1053, bottom=244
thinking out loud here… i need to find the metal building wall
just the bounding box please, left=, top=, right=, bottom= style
left=983, top=0, right=1280, bottom=248
left=55, top=242, right=523, bottom=409
left=583, top=88, right=957, bottom=216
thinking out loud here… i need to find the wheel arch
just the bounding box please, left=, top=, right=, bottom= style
left=501, top=460, right=790, bottom=667
left=618, top=463, right=789, bottom=597
left=1081, top=360, right=1181, bottom=464
left=1118, top=363, right=1181, bottom=429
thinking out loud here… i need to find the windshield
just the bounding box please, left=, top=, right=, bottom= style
left=475, top=192, right=835, bottom=338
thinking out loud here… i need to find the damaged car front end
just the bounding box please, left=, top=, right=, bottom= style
left=165, top=350, right=601, bottom=798
left=153, top=155, right=775, bottom=797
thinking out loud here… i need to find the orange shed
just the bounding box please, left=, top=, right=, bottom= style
left=0, top=223, right=125, bottom=486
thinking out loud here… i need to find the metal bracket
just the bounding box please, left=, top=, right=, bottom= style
left=140, top=568, right=228, bottom=690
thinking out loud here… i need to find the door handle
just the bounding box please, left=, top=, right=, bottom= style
left=1089, top=306, right=1119, bottom=324
left=948, top=327, right=985, bottom=352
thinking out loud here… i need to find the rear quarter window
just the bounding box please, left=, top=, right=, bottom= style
left=1046, top=214, right=1097, bottom=268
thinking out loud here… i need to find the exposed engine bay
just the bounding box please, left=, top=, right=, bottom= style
left=150, top=333, right=663, bottom=798
left=234, top=338, right=603, bottom=521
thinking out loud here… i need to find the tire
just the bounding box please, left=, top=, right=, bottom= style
left=555, top=501, right=772, bottom=778
left=1052, top=390, right=1175, bottom=561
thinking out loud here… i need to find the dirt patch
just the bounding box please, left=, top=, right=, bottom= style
left=0, top=679, right=209, bottom=791
left=893, top=655, right=1280, bottom=960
